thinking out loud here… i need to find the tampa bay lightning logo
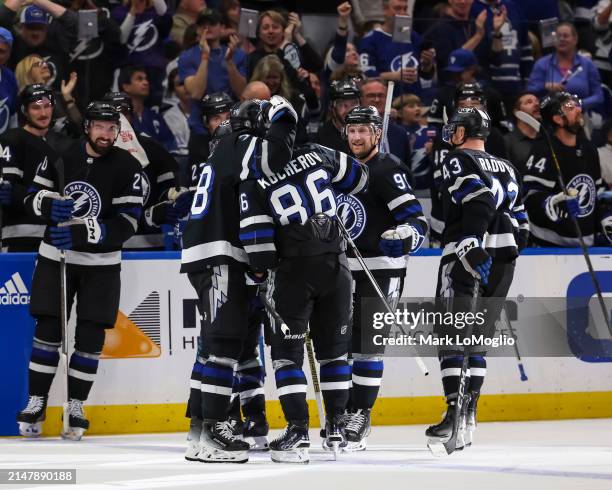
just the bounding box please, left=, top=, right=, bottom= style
left=42, top=56, right=57, bottom=88
left=141, top=171, right=151, bottom=207
left=64, top=181, right=101, bottom=218
left=70, top=38, right=104, bottom=62
left=128, top=19, right=158, bottom=54
left=0, top=97, right=10, bottom=134
left=337, top=194, right=366, bottom=239
left=390, top=51, right=419, bottom=72
left=567, top=174, right=596, bottom=217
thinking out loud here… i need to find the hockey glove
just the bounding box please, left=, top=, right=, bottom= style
left=544, top=190, right=579, bottom=222
left=379, top=225, right=419, bottom=257
left=33, top=190, right=75, bottom=223
left=49, top=218, right=106, bottom=250
left=0, top=180, right=12, bottom=205
left=145, top=200, right=183, bottom=227
left=169, top=188, right=194, bottom=217
left=267, top=95, right=298, bottom=124
left=455, top=236, right=492, bottom=285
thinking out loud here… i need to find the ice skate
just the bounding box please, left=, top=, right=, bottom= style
left=185, top=418, right=202, bottom=461
left=243, top=414, right=269, bottom=451
left=61, top=399, right=89, bottom=441
left=426, top=399, right=467, bottom=456
left=343, top=408, right=371, bottom=452
left=16, top=395, right=47, bottom=438
left=322, top=415, right=347, bottom=460
left=269, top=421, right=310, bottom=464
left=197, top=421, right=249, bottom=463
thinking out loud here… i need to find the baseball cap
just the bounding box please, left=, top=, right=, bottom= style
left=445, top=49, right=478, bottom=72
left=19, top=6, right=50, bottom=26
left=0, top=27, right=13, bottom=47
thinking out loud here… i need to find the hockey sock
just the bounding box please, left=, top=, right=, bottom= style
left=274, top=361, right=308, bottom=422
left=28, top=338, right=61, bottom=397
left=200, top=358, right=236, bottom=422
left=440, top=355, right=465, bottom=401
left=68, top=351, right=100, bottom=401
left=467, top=355, right=487, bottom=395
left=187, top=359, right=204, bottom=419
left=350, top=357, right=383, bottom=410
left=237, top=358, right=266, bottom=418
left=319, top=357, right=351, bottom=417
left=228, top=374, right=241, bottom=421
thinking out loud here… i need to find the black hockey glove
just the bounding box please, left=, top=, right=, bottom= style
left=455, top=236, right=492, bottom=285
left=49, top=218, right=106, bottom=250
left=145, top=200, right=184, bottom=227
left=33, top=190, right=74, bottom=223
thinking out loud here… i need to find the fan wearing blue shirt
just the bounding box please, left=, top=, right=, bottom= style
left=0, top=27, right=17, bottom=134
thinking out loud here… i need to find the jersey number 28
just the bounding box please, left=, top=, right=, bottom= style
left=191, top=164, right=215, bottom=218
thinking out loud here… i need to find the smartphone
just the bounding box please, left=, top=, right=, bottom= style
left=239, top=8, right=259, bottom=39
left=539, top=17, right=559, bottom=49
left=78, top=9, right=98, bottom=41
left=392, top=15, right=413, bottom=43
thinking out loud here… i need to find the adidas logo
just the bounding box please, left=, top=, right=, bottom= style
left=0, top=272, right=30, bottom=305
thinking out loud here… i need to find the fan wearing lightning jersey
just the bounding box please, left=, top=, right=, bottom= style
left=426, top=107, right=528, bottom=453
left=339, top=106, right=427, bottom=451
left=238, top=141, right=368, bottom=464
left=102, top=91, right=191, bottom=250
left=522, top=92, right=609, bottom=247
left=0, top=84, right=58, bottom=251
left=16, top=102, right=143, bottom=440
left=180, top=95, right=297, bottom=464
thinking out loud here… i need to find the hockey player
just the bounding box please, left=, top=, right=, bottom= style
left=522, top=92, right=609, bottom=247
left=426, top=107, right=528, bottom=453
left=238, top=140, right=368, bottom=463
left=16, top=101, right=143, bottom=439
left=340, top=106, right=428, bottom=451
left=181, top=95, right=297, bottom=463
left=0, top=84, right=58, bottom=251
left=102, top=91, right=191, bottom=250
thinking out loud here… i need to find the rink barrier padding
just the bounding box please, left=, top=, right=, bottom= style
left=3, top=250, right=612, bottom=436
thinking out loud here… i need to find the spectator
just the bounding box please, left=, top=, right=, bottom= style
left=0, top=0, right=78, bottom=92
left=119, top=65, right=178, bottom=153
left=0, top=27, right=18, bottom=134
left=15, top=54, right=81, bottom=136
left=315, top=78, right=360, bottom=153
left=593, top=0, right=612, bottom=87
left=240, top=80, right=271, bottom=101
left=504, top=91, right=542, bottom=175
left=68, top=0, right=121, bottom=106
left=513, top=0, right=559, bottom=33
left=361, top=78, right=411, bottom=163
left=246, top=10, right=323, bottom=80
left=219, top=0, right=255, bottom=54
left=178, top=10, right=247, bottom=135
left=171, top=0, right=206, bottom=47
left=528, top=22, right=604, bottom=111
left=163, top=68, right=191, bottom=159
left=425, top=0, right=491, bottom=79
left=112, top=0, right=172, bottom=107
left=359, top=0, right=437, bottom=101
left=598, top=119, right=612, bottom=186
left=324, top=2, right=359, bottom=77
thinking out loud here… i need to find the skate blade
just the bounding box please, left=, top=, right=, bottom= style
left=18, top=422, right=43, bottom=438
left=245, top=436, right=269, bottom=451
left=270, top=448, right=309, bottom=464
left=61, top=428, right=85, bottom=441
left=343, top=438, right=367, bottom=452
left=427, top=437, right=452, bottom=457
left=184, top=443, right=200, bottom=461
left=197, top=447, right=248, bottom=464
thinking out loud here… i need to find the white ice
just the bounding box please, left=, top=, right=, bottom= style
left=1, top=419, right=611, bottom=490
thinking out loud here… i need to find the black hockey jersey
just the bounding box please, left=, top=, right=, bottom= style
left=180, top=116, right=296, bottom=272
left=337, top=152, right=428, bottom=277
left=0, top=128, right=58, bottom=250
left=440, top=148, right=528, bottom=263
left=238, top=143, right=368, bottom=269
left=25, top=141, right=143, bottom=270
left=523, top=135, right=605, bottom=247
left=123, top=135, right=178, bottom=250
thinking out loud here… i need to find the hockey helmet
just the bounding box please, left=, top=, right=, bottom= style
left=343, top=105, right=383, bottom=139
left=454, top=81, right=486, bottom=107
left=442, top=107, right=491, bottom=144
left=83, top=101, right=121, bottom=131
left=20, top=83, right=54, bottom=113
left=540, top=91, right=582, bottom=125
left=201, top=92, right=233, bottom=118
left=209, top=120, right=232, bottom=154
left=329, top=78, right=361, bottom=102
left=102, top=91, right=134, bottom=116
left=229, top=99, right=269, bottom=134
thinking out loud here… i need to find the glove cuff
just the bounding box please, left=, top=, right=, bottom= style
left=33, top=190, right=59, bottom=217
left=455, top=236, right=481, bottom=260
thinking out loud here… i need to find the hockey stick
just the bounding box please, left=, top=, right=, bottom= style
left=428, top=279, right=480, bottom=457
left=336, top=217, right=429, bottom=375
left=499, top=305, right=527, bottom=381
left=53, top=157, right=71, bottom=439
left=380, top=81, right=395, bottom=154
left=257, top=285, right=327, bottom=430
left=515, top=110, right=612, bottom=336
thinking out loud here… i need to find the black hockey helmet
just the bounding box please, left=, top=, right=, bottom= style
left=329, top=78, right=361, bottom=102
left=83, top=101, right=121, bottom=131
left=454, top=81, right=486, bottom=107
left=229, top=99, right=268, bottom=134
left=102, top=91, right=134, bottom=115
left=209, top=119, right=232, bottom=154
left=442, top=107, right=491, bottom=144
left=540, top=91, right=582, bottom=125
left=20, top=83, right=54, bottom=113
left=343, top=105, right=383, bottom=139
left=201, top=92, right=233, bottom=118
